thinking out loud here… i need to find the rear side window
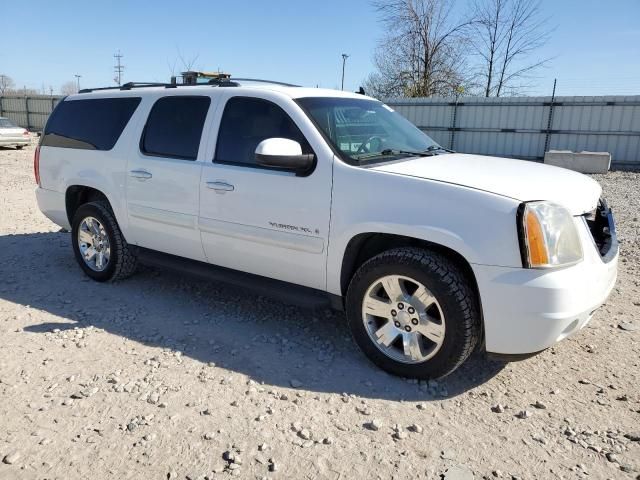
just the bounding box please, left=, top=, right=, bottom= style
left=215, top=96, right=312, bottom=167
left=141, top=96, right=211, bottom=160
left=42, top=97, right=141, bottom=150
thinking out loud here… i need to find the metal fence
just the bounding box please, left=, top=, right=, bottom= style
left=0, top=95, right=63, bottom=132
left=2, top=93, right=639, bottom=168
left=386, top=95, right=640, bottom=169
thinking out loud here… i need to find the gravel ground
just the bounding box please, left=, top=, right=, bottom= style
left=0, top=143, right=638, bottom=480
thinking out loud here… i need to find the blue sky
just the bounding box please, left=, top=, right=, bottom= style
left=2, top=0, right=639, bottom=96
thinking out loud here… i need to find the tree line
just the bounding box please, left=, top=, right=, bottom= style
left=0, top=75, right=76, bottom=96
left=364, top=0, right=552, bottom=99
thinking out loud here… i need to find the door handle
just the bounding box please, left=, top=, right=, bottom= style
left=130, top=169, right=152, bottom=180
left=206, top=181, right=234, bottom=192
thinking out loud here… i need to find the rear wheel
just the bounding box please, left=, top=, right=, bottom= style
left=71, top=201, right=137, bottom=282
left=346, top=247, right=480, bottom=379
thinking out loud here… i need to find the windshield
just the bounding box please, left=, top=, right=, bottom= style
left=0, top=118, right=18, bottom=128
left=296, top=97, right=444, bottom=164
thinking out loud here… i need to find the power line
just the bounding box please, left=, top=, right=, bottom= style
left=114, top=50, right=124, bottom=86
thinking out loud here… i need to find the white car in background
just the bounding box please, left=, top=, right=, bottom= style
left=0, top=117, right=30, bottom=149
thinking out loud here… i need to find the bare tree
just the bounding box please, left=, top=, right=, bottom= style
left=364, top=0, right=472, bottom=99
left=60, top=81, right=78, bottom=96
left=21, top=88, right=40, bottom=96
left=471, top=0, right=551, bottom=96
left=0, top=74, right=15, bottom=95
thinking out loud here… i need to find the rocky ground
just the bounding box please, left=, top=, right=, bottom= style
left=0, top=143, right=638, bottom=480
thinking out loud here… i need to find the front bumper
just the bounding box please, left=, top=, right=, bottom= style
left=475, top=210, right=618, bottom=355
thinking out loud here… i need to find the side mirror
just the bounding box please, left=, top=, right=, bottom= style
left=255, top=138, right=315, bottom=175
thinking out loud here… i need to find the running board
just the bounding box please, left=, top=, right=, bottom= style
left=136, top=247, right=334, bottom=310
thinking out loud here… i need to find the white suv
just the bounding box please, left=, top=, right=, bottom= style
left=34, top=79, right=618, bottom=379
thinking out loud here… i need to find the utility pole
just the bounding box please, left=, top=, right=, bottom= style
left=114, top=50, right=124, bottom=86
left=341, top=53, right=349, bottom=91
left=74, top=75, right=82, bottom=93
left=543, top=78, right=557, bottom=155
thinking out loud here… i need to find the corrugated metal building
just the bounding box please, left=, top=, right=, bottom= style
left=0, top=95, right=62, bottom=132
left=386, top=96, right=640, bottom=168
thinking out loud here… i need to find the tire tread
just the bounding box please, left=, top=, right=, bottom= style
left=347, top=247, right=480, bottom=378
left=81, top=201, right=137, bottom=281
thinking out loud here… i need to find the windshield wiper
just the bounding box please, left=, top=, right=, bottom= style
left=424, top=145, right=455, bottom=153
left=377, top=145, right=454, bottom=157
left=379, top=148, right=436, bottom=157
left=355, top=146, right=453, bottom=162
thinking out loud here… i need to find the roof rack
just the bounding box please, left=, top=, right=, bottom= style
left=180, top=71, right=231, bottom=85
left=78, top=82, right=175, bottom=93
left=229, top=78, right=300, bottom=87
left=78, top=76, right=299, bottom=94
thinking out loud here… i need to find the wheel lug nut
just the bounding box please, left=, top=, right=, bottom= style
left=394, top=321, right=401, bottom=328
left=398, top=303, right=404, bottom=310
left=408, top=307, right=415, bottom=314
left=411, top=318, right=419, bottom=325
left=391, top=310, right=397, bottom=317
left=404, top=326, right=411, bottom=332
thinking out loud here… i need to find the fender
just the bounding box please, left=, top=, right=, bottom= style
left=326, top=223, right=478, bottom=296
left=326, top=159, right=524, bottom=295
left=63, top=170, right=130, bottom=240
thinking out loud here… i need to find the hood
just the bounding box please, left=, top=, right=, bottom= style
left=372, top=153, right=601, bottom=215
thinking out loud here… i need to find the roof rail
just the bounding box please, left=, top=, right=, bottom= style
left=121, top=82, right=174, bottom=90
left=207, top=78, right=240, bottom=87
left=230, top=78, right=300, bottom=87
left=78, top=77, right=300, bottom=94
left=78, top=82, right=175, bottom=93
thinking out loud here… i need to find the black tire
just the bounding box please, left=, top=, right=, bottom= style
left=16, top=145, right=24, bottom=150
left=71, top=201, right=138, bottom=282
left=345, top=247, right=480, bottom=379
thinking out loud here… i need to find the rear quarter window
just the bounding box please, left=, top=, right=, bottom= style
left=41, top=97, right=141, bottom=150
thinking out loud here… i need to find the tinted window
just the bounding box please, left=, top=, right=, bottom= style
left=141, top=96, right=211, bottom=160
left=42, top=97, right=141, bottom=150
left=215, top=97, right=311, bottom=166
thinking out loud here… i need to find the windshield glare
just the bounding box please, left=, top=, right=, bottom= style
left=296, top=97, right=441, bottom=163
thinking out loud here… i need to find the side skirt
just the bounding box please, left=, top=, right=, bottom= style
left=136, top=247, right=339, bottom=310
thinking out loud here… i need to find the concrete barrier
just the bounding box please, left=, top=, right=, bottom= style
left=544, top=150, right=611, bottom=174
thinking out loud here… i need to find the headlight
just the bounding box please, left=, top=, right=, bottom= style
left=518, top=201, right=583, bottom=268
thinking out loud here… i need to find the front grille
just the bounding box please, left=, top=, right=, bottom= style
left=585, top=198, right=616, bottom=259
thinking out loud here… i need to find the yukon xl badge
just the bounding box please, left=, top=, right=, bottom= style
left=269, top=222, right=319, bottom=235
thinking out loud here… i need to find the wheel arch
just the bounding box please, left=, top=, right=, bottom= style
left=65, top=185, right=110, bottom=226
left=338, top=233, right=483, bottom=329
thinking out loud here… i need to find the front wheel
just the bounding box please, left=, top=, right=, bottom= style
left=71, top=201, right=138, bottom=282
left=345, top=247, right=480, bottom=379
